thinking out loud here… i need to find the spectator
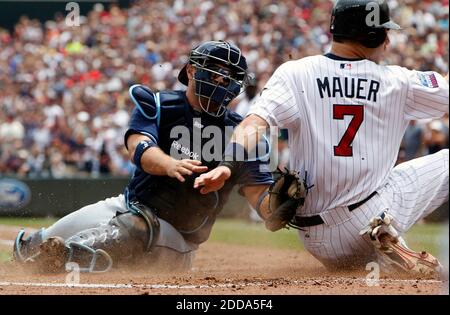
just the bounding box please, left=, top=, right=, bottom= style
left=402, top=120, right=425, bottom=161
left=425, top=119, right=449, bottom=154
left=231, top=78, right=259, bottom=117
left=0, top=0, right=448, bottom=178
left=0, top=114, right=25, bottom=142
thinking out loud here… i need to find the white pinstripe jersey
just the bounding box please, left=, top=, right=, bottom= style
left=249, top=55, right=449, bottom=215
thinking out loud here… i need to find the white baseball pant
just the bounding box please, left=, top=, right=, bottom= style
left=297, top=149, right=449, bottom=269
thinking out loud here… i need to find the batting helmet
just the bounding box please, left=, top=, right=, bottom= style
left=178, top=40, right=248, bottom=117
left=330, top=0, right=401, bottom=48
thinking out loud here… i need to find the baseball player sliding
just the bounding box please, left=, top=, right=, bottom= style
left=13, top=41, right=273, bottom=273
left=195, top=0, right=449, bottom=277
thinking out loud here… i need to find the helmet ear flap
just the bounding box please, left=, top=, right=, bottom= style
left=360, top=29, right=387, bottom=48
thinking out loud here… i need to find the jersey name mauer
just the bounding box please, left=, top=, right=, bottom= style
left=249, top=55, right=449, bottom=215
left=316, top=76, right=380, bottom=102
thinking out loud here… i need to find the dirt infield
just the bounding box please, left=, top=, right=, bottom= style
left=0, top=225, right=446, bottom=295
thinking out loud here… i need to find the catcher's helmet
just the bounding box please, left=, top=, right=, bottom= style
left=330, top=0, right=401, bottom=48
left=178, top=40, right=248, bottom=117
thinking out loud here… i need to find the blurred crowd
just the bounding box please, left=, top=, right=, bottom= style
left=0, top=0, right=448, bottom=178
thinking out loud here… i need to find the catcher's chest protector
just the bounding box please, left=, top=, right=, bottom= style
left=127, top=89, right=242, bottom=243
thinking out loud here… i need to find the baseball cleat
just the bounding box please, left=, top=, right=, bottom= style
left=375, top=233, right=443, bottom=278
left=360, top=211, right=443, bottom=278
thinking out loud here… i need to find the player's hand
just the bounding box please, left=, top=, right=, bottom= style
left=166, top=159, right=208, bottom=182
left=193, top=166, right=231, bottom=194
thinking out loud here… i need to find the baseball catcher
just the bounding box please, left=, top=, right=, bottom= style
left=13, top=41, right=275, bottom=273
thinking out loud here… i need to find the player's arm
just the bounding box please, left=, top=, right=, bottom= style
left=193, top=114, right=268, bottom=193
left=126, top=85, right=207, bottom=182
left=126, top=134, right=207, bottom=182
left=241, top=184, right=271, bottom=220
left=195, top=62, right=300, bottom=193
left=231, top=114, right=270, bottom=153
left=403, top=68, right=449, bottom=120
left=228, top=61, right=300, bottom=158
left=234, top=157, right=274, bottom=220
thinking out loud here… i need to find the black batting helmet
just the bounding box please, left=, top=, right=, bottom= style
left=330, top=0, right=401, bottom=48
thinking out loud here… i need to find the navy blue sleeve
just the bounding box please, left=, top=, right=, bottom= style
left=124, top=108, right=159, bottom=149
left=236, top=160, right=273, bottom=194
left=124, top=84, right=160, bottom=149
left=230, top=133, right=274, bottom=193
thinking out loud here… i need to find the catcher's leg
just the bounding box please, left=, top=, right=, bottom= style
left=63, top=208, right=160, bottom=273
left=44, top=195, right=127, bottom=239
left=14, top=209, right=159, bottom=273
left=138, top=219, right=198, bottom=272
left=59, top=207, right=198, bottom=273
left=13, top=195, right=124, bottom=272
left=14, top=201, right=197, bottom=273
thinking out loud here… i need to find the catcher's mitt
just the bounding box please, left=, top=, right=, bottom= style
left=265, top=168, right=309, bottom=232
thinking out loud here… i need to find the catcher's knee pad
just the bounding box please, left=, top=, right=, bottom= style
left=13, top=228, right=45, bottom=263
left=64, top=208, right=160, bottom=273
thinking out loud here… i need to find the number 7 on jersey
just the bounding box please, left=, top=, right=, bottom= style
left=333, top=104, right=364, bottom=157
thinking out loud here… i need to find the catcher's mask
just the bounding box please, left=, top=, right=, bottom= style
left=178, top=40, right=249, bottom=117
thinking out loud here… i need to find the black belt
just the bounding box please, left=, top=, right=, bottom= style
left=292, top=192, right=378, bottom=228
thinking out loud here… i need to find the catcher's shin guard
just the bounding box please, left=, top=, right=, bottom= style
left=13, top=228, right=108, bottom=273
left=64, top=208, right=160, bottom=273
left=360, top=211, right=443, bottom=278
